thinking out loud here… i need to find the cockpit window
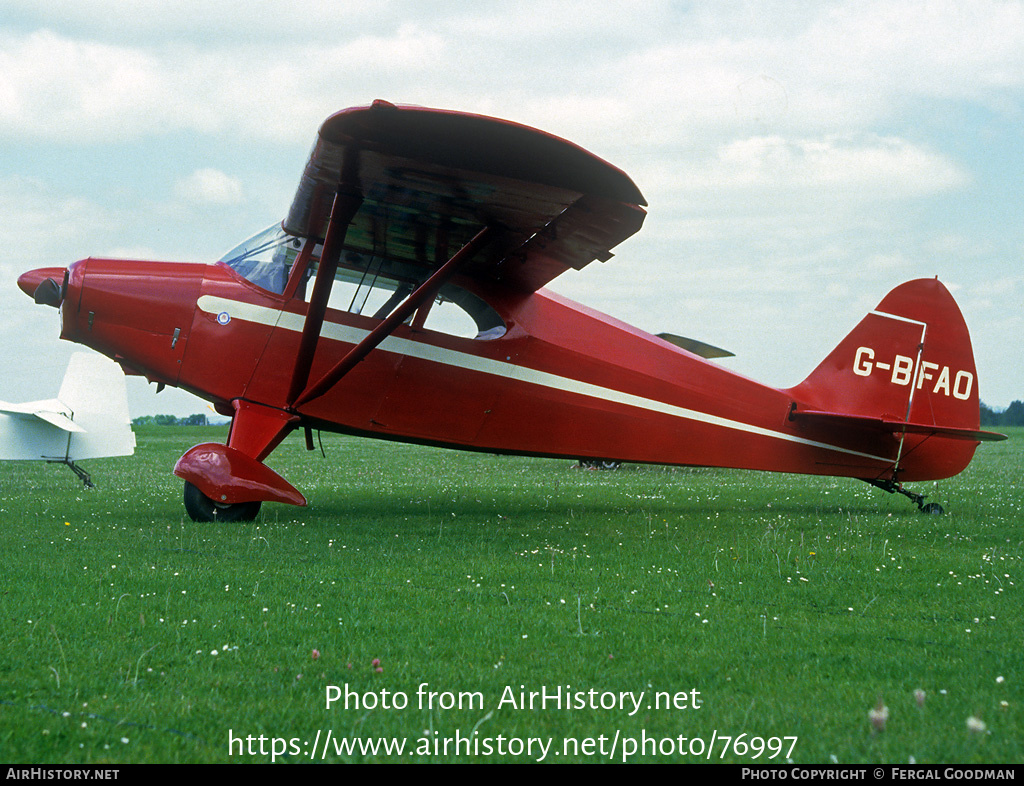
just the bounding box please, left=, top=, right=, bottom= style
left=222, top=223, right=507, bottom=340
left=301, top=252, right=507, bottom=340
left=219, top=223, right=301, bottom=295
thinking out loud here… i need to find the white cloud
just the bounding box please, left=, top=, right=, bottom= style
left=1, top=1, right=1021, bottom=407
left=0, top=29, right=171, bottom=141
left=2, top=1, right=1023, bottom=148
left=175, top=169, right=244, bottom=205
left=709, top=134, right=968, bottom=195
left=0, top=176, right=112, bottom=256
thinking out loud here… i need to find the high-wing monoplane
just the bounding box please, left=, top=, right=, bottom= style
left=0, top=351, right=135, bottom=486
left=18, top=101, right=1004, bottom=520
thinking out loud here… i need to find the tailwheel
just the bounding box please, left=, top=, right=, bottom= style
left=864, top=478, right=944, bottom=515
left=183, top=481, right=262, bottom=522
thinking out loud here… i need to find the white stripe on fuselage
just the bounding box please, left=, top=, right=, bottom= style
left=197, top=295, right=892, bottom=463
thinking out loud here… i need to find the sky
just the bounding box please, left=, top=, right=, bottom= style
left=1, top=0, right=1022, bottom=418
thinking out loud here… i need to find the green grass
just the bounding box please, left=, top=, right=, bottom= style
left=1, top=426, right=1020, bottom=763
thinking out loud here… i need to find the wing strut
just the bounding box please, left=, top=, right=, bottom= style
left=292, top=225, right=495, bottom=409
left=286, top=181, right=364, bottom=407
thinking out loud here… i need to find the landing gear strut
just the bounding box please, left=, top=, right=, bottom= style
left=48, top=459, right=95, bottom=489
left=864, top=478, right=944, bottom=515
left=183, top=481, right=262, bottom=522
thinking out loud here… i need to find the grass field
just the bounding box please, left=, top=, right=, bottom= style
left=1, top=425, right=1020, bottom=763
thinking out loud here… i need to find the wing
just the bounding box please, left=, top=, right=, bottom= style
left=0, top=399, right=83, bottom=431
left=0, top=399, right=78, bottom=460
left=283, top=100, right=647, bottom=293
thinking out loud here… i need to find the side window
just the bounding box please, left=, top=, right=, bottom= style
left=430, top=285, right=506, bottom=340
left=298, top=253, right=506, bottom=340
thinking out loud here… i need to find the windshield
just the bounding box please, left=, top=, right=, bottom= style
left=219, top=223, right=302, bottom=294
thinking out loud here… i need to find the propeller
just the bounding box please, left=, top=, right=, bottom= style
left=33, top=278, right=64, bottom=307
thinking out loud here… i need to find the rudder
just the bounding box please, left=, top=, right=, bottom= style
left=788, top=278, right=991, bottom=480
left=57, top=352, right=136, bottom=460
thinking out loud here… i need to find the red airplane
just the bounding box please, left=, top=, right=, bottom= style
left=18, top=100, right=1004, bottom=521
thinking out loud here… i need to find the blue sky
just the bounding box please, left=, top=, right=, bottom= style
left=1, top=0, right=1021, bottom=416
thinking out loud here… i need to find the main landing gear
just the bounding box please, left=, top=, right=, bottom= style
left=864, top=478, right=944, bottom=515
left=183, top=481, right=262, bottom=522
left=577, top=459, right=623, bottom=470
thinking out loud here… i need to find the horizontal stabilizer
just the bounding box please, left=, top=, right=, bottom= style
left=657, top=333, right=735, bottom=359
left=791, top=409, right=1007, bottom=442
left=0, top=399, right=84, bottom=431
left=34, top=410, right=87, bottom=433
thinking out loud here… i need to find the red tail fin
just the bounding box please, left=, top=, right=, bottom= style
left=788, top=278, right=1001, bottom=480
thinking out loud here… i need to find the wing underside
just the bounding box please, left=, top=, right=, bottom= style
left=283, top=101, right=647, bottom=293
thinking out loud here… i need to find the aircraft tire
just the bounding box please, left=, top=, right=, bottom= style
left=577, top=459, right=623, bottom=470
left=183, top=481, right=262, bottom=522
left=919, top=502, right=944, bottom=516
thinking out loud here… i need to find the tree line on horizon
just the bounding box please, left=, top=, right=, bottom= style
left=130, top=402, right=1023, bottom=429
left=131, top=414, right=209, bottom=426
left=980, top=401, right=1024, bottom=427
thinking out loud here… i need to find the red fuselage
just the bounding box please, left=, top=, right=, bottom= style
left=17, top=104, right=995, bottom=522
left=28, top=256, right=975, bottom=485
